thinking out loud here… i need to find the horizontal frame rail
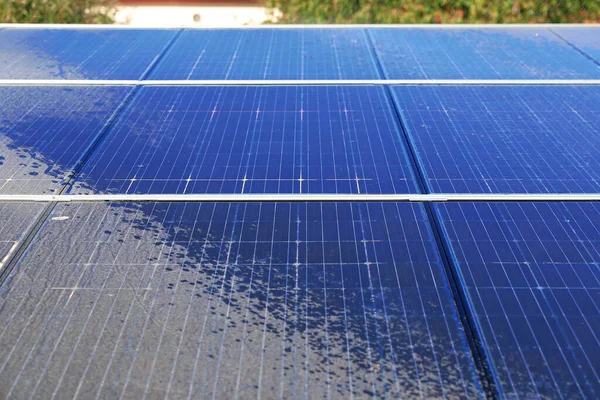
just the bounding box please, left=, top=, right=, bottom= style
left=2, top=193, right=600, bottom=203
left=2, top=79, right=600, bottom=86
left=1, top=23, right=599, bottom=29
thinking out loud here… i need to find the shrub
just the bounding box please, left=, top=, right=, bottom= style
left=266, top=0, right=600, bottom=24
left=0, top=0, right=116, bottom=24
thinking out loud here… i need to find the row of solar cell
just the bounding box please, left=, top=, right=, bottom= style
left=1, top=200, right=599, bottom=398
left=393, top=85, right=600, bottom=194
left=0, top=201, right=482, bottom=399
left=2, top=85, right=600, bottom=195
left=70, top=86, right=419, bottom=195
left=0, top=86, right=133, bottom=194
left=0, top=85, right=421, bottom=195
left=369, top=28, right=600, bottom=80
left=436, top=202, right=600, bottom=399
left=1, top=28, right=599, bottom=80
left=0, top=29, right=176, bottom=80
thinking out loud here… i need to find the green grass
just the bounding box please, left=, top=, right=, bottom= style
left=1, top=0, right=116, bottom=24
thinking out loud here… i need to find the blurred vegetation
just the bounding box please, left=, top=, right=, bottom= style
left=0, top=0, right=116, bottom=23
left=2, top=0, right=598, bottom=24
left=266, top=0, right=600, bottom=23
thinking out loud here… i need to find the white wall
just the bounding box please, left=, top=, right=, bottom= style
left=114, top=5, right=277, bottom=27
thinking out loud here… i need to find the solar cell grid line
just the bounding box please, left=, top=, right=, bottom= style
left=434, top=201, right=600, bottom=399
left=148, top=29, right=381, bottom=80
left=0, top=85, right=132, bottom=195
left=551, top=28, right=600, bottom=67
left=368, top=28, right=600, bottom=80
left=0, top=28, right=178, bottom=80
left=0, top=201, right=484, bottom=398
left=69, top=85, right=420, bottom=195
left=391, top=85, right=600, bottom=194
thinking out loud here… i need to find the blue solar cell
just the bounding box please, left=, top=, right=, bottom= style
left=392, top=85, right=600, bottom=193
left=0, top=29, right=177, bottom=79
left=71, top=86, right=419, bottom=194
left=0, top=86, right=132, bottom=194
left=149, top=29, right=380, bottom=80
left=553, top=27, right=600, bottom=66
left=0, top=201, right=482, bottom=398
left=369, top=28, right=600, bottom=79
left=435, top=202, right=600, bottom=399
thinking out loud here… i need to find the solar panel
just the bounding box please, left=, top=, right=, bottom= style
left=553, top=28, right=600, bottom=65
left=435, top=202, right=600, bottom=398
left=0, top=29, right=177, bottom=79
left=392, top=85, right=600, bottom=193
left=149, top=29, right=380, bottom=80
left=70, top=85, right=419, bottom=195
left=369, top=28, right=600, bottom=79
left=0, top=85, right=132, bottom=194
left=0, top=201, right=482, bottom=398
left=0, top=202, right=46, bottom=274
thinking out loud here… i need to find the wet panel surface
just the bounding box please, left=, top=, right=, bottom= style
left=0, top=202, right=46, bottom=274
left=0, top=202, right=482, bottom=399
left=0, top=29, right=177, bottom=80
left=0, top=86, right=132, bottom=194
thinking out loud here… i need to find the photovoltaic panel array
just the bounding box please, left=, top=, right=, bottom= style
left=368, top=28, right=600, bottom=79
left=0, top=26, right=600, bottom=399
left=70, top=85, right=419, bottom=195
left=435, top=202, right=600, bottom=398
left=0, top=201, right=482, bottom=398
left=0, top=29, right=177, bottom=80
left=0, top=86, right=132, bottom=194
left=392, top=85, right=600, bottom=193
left=149, top=29, right=380, bottom=80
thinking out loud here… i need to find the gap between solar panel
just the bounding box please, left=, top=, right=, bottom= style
left=3, top=79, right=600, bottom=86
left=2, top=193, right=600, bottom=203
